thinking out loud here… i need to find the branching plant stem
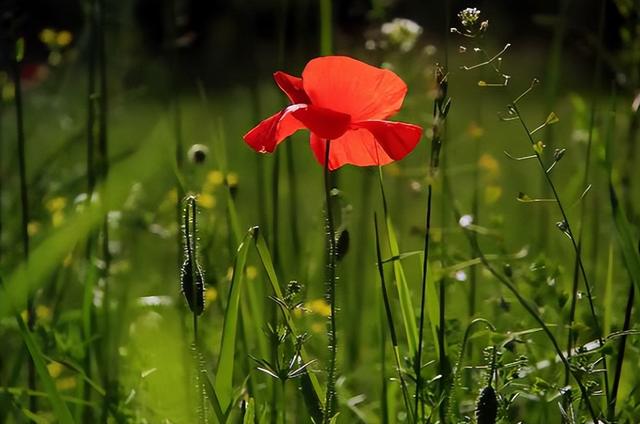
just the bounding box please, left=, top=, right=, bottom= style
left=510, top=104, right=609, bottom=400
left=443, top=180, right=599, bottom=423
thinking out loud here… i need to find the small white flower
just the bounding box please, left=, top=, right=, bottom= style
left=380, top=18, right=423, bottom=52
left=455, top=270, right=467, bottom=282
left=459, top=214, right=474, bottom=228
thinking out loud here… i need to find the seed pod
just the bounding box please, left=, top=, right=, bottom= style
left=181, top=196, right=205, bottom=315
left=475, top=385, right=498, bottom=424
left=181, top=257, right=205, bottom=315
left=335, top=229, right=350, bottom=261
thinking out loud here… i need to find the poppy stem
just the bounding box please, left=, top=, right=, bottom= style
left=323, top=139, right=338, bottom=422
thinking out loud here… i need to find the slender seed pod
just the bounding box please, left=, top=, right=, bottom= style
left=180, top=195, right=205, bottom=315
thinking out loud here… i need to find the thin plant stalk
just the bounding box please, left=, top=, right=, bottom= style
left=323, top=139, right=338, bottom=423
left=414, top=66, right=448, bottom=414
left=510, top=104, right=609, bottom=395
left=610, top=7, right=640, bottom=415
left=374, top=214, right=414, bottom=423
left=414, top=184, right=433, bottom=421
left=12, top=33, right=35, bottom=412
left=81, top=0, right=99, bottom=418
left=269, top=151, right=281, bottom=424
left=94, top=1, right=114, bottom=421
left=437, top=4, right=452, bottom=421
left=610, top=271, right=634, bottom=418
left=380, top=298, right=389, bottom=424
left=609, top=82, right=640, bottom=417
left=538, top=0, right=571, bottom=249
left=565, top=0, right=606, bottom=393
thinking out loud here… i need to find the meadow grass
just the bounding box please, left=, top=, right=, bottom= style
left=1, top=1, right=640, bottom=423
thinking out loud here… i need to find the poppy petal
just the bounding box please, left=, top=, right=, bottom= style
left=243, top=105, right=307, bottom=153
left=291, top=105, right=351, bottom=140
left=302, top=56, right=407, bottom=121
left=274, top=71, right=310, bottom=104
left=309, top=129, right=394, bottom=170
left=353, top=120, right=423, bottom=160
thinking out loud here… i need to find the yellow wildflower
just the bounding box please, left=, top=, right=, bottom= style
left=39, top=28, right=56, bottom=45
left=46, top=196, right=67, bottom=213
left=246, top=266, right=258, bottom=280
left=478, top=153, right=499, bottom=177
left=198, top=193, right=216, bottom=209
left=306, top=299, right=331, bottom=317
left=47, top=362, right=63, bottom=378
left=207, top=170, right=224, bottom=187
left=27, top=221, right=41, bottom=237
left=56, top=30, right=73, bottom=47
left=56, top=377, right=77, bottom=391
left=205, top=287, right=218, bottom=304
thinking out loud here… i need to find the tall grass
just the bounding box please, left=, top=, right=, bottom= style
left=1, top=2, right=639, bottom=423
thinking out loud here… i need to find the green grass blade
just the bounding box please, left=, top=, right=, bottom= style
left=201, top=367, right=226, bottom=423
left=16, top=316, right=75, bottom=424
left=378, top=171, right=418, bottom=356
left=243, top=398, right=255, bottom=424
left=216, top=228, right=253, bottom=411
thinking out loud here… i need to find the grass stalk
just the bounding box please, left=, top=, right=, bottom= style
left=323, top=139, right=338, bottom=423
left=609, top=82, right=640, bottom=418
left=414, top=184, right=432, bottom=421
left=374, top=214, right=414, bottom=423
left=538, top=0, right=571, bottom=249
left=565, top=0, right=607, bottom=395
left=11, top=32, right=35, bottom=413
left=95, top=0, right=113, bottom=420
left=437, top=4, right=452, bottom=421
left=81, top=0, right=98, bottom=417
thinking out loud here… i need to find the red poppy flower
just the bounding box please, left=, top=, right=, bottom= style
left=243, top=56, right=423, bottom=170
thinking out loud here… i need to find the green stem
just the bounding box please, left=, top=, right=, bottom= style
left=12, top=34, right=35, bottom=413
left=414, top=184, right=432, bottom=420
left=610, top=276, right=634, bottom=418
left=96, top=0, right=112, bottom=420
left=374, top=214, right=414, bottom=423
left=610, top=80, right=640, bottom=419
left=565, top=0, right=606, bottom=394
left=82, top=0, right=98, bottom=419
left=323, top=140, right=338, bottom=422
